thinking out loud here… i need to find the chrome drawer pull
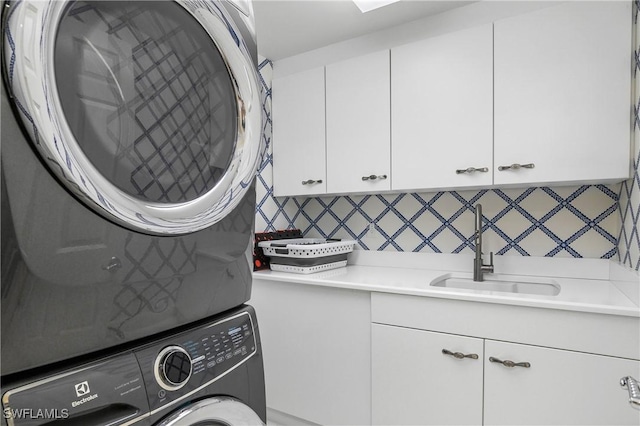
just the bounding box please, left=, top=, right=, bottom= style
left=489, top=356, right=530, bottom=368
left=442, top=349, right=478, bottom=360
left=301, top=179, right=323, bottom=185
left=620, top=376, right=640, bottom=409
left=456, top=167, right=489, bottom=174
left=362, top=174, right=388, bottom=181
left=498, top=163, right=535, bottom=171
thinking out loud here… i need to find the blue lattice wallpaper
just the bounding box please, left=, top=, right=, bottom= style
left=617, top=2, right=640, bottom=271
left=257, top=59, right=623, bottom=260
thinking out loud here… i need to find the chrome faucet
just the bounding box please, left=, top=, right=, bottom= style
left=473, top=204, right=494, bottom=281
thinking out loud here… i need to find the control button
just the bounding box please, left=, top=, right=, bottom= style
left=225, top=353, right=233, bottom=360
left=158, top=390, right=166, bottom=399
left=192, top=355, right=205, bottom=363
left=164, top=352, right=190, bottom=384
left=154, top=346, right=193, bottom=391
left=216, top=356, right=225, bottom=364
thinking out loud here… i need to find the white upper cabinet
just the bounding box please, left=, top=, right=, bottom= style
left=271, top=2, right=632, bottom=197
left=392, top=24, right=493, bottom=191
left=326, top=50, right=391, bottom=193
left=272, top=67, right=326, bottom=197
left=494, top=1, right=632, bottom=186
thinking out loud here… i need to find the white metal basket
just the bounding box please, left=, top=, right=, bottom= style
left=269, top=260, right=348, bottom=274
left=258, top=238, right=355, bottom=258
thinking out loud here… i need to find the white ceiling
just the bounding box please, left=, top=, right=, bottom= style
left=254, top=0, right=475, bottom=61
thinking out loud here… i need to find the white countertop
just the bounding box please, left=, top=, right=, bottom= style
left=253, top=251, right=640, bottom=318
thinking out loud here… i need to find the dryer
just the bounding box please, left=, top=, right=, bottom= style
left=1, top=305, right=266, bottom=426
left=1, top=0, right=263, bottom=378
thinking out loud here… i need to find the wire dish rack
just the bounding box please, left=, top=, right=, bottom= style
left=257, top=238, right=355, bottom=274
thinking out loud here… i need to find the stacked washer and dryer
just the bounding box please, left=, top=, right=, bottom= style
left=1, top=0, right=266, bottom=424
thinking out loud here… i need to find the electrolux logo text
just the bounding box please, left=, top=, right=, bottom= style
left=3, top=408, right=69, bottom=420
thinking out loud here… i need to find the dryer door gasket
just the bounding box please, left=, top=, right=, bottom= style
left=155, top=397, right=264, bottom=426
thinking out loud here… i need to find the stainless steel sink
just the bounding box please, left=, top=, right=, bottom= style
left=430, top=274, right=561, bottom=296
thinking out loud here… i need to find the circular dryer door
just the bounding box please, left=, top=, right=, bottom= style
left=3, top=0, right=262, bottom=235
left=157, top=397, right=264, bottom=426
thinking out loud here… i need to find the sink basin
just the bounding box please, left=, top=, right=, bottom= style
left=430, top=274, right=561, bottom=296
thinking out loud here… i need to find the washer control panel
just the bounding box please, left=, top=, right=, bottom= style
left=135, top=310, right=257, bottom=412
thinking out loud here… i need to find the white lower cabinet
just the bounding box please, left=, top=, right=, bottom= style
left=250, top=278, right=371, bottom=425
left=372, top=324, right=483, bottom=425
left=372, top=324, right=640, bottom=426
left=484, top=340, right=640, bottom=426
left=251, top=283, right=639, bottom=425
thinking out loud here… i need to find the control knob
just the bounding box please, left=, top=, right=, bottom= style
left=154, top=346, right=192, bottom=391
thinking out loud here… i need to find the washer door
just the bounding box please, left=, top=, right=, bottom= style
left=3, top=0, right=262, bottom=235
left=156, top=397, right=264, bottom=426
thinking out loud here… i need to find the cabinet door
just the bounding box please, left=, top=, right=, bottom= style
left=391, top=25, right=493, bottom=191
left=272, top=67, right=326, bottom=196
left=494, top=2, right=632, bottom=186
left=484, top=340, right=640, bottom=425
left=372, top=324, right=483, bottom=425
left=326, top=50, right=390, bottom=193
left=250, top=279, right=371, bottom=425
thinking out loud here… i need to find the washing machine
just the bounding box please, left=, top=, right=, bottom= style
left=1, top=305, right=266, bottom=426
left=1, top=0, right=263, bottom=379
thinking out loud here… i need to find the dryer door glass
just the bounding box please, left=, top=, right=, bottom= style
left=54, top=1, right=236, bottom=204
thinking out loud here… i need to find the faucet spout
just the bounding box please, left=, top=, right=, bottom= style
left=473, top=204, right=494, bottom=282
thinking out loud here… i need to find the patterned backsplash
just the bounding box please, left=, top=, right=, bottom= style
left=617, top=4, right=640, bottom=271
left=257, top=56, right=639, bottom=268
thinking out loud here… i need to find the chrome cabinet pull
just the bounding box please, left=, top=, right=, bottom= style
left=498, top=163, right=535, bottom=171
left=442, top=349, right=478, bottom=360
left=301, top=179, right=323, bottom=185
left=489, top=356, right=531, bottom=368
left=456, top=167, right=489, bottom=174
left=362, top=174, right=388, bottom=181
left=620, top=376, right=640, bottom=409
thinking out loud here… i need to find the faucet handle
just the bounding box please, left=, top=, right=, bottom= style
left=482, top=252, right=494, bottom=273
